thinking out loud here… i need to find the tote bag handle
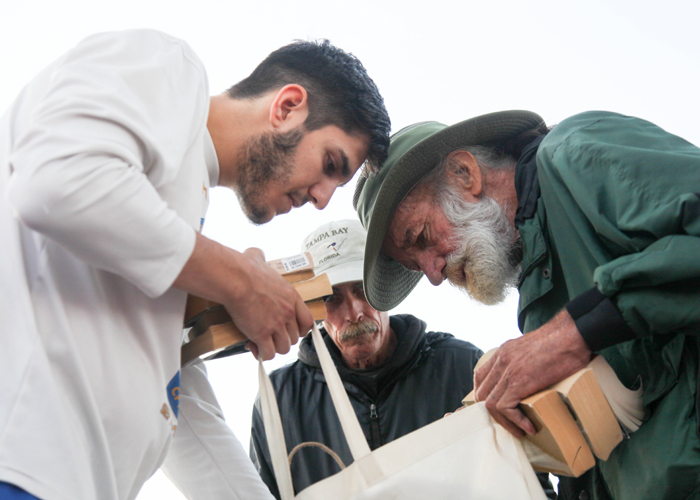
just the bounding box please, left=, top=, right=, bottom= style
left=258, top=352, right=296, bottom=500
left=259, top=324, right=373, bottom=500
left=308, top=324, right=372, bottom=458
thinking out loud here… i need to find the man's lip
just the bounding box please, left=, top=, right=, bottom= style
left=289, top=194, right=306, bottom=208
left=276, top=195, right=292, bottom=215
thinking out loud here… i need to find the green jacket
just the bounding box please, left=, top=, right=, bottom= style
left=515, top=111, right=700, bottom=500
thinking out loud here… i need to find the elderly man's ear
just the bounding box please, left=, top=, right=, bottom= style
left=444, top=150, right=483, bottom=200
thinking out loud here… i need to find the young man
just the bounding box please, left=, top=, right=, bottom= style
left=354, top=112, right=700, bottom=500
left=0, top=29, right=389, bottom=500
left=249, top=220, right=555, bottom=499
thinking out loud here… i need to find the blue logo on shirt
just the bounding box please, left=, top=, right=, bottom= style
left=167, top=371, right=180, bottom=419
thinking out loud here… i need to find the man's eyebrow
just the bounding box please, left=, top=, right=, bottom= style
left=337, top=150, right=351, bottom=186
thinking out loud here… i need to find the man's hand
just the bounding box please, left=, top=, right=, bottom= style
left=174, top=233, right=314, bottom=361
left=473, top=309, right=592, bottom=438
left=231, top=248, right=313, bottom=360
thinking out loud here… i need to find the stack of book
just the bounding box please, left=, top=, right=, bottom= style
left=464, top=349, right=644, bottom=477
left=181, top=252, right=331, bottom=366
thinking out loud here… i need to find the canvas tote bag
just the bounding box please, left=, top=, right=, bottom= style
left=258, top=324, right=547, bottom=500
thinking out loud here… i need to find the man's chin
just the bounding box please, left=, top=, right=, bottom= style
left=243, top=206, right=275, bottom=225
left=446, top=275, right=510, bottom=306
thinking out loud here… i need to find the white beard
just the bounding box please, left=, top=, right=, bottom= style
left=442, top=194, right=522, bottom=305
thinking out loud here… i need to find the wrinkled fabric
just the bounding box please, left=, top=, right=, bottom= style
left=250, top=315, right=481, bottom=496
left=516, top=111, right=700, bottom=500
left=250, top=314, right=556, bottom=499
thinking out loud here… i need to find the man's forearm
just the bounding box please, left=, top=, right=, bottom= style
left=173, top=232, right=252, bottom=306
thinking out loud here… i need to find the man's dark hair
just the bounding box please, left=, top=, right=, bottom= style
left=227, top=40, right=391, bottom=173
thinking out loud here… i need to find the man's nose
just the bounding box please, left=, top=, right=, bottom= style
left=309, top=179, right=338, bottom=210
left=417, top=253, right=446, bottom=286
left=346, top=293, right=365, bottom=321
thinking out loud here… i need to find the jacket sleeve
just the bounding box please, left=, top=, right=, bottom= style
left=5, top=30, right=206, bottom=298
left=538, top=111, right=700, bottom=351
left=161, top=360, right=275, bottom=500
left=250, top=395, right=282, bottom=500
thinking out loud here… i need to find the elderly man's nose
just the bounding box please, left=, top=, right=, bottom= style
left=346, top=293, right=365, bottom=319
left=419, top=254, right=446, bottom=286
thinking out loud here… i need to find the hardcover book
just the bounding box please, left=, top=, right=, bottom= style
left=181, top=253, right=331, bottom=366
left=463, top=349, right=643, bottom=477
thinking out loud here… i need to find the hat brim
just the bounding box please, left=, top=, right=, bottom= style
left=321, top=260, right=364, bottom=288
left=363, top=110, right=544, bottom=311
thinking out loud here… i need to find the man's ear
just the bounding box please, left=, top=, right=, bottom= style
left=269, top=84, right=309, bottom=130
left=444, top=150, right=483, bottom=198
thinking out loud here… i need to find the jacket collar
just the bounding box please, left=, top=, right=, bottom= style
left=514, top=134, right=547, bottom=228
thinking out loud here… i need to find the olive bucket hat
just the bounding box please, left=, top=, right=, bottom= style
left=353, top=110, right=544, bottom=311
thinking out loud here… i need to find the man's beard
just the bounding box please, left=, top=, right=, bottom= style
left=339, top=320, right=379, bottom=342
left=234, top=127, right=304, bottom=225
left=442, top=193, right=522, bottom=305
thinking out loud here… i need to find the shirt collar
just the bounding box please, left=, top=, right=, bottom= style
left=514, top=134, right=547, bottom=228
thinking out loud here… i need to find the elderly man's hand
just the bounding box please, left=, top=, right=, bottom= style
left=473, top=309, right=592, bottom=437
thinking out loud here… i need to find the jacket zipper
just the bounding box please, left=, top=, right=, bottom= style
left=369, top=403, right=381, bottom=449
left=517, top=251, right=547, bottom=288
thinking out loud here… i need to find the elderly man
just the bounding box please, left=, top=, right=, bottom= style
left=354, top=111, right=700, bottom=500
left=249, top=219, right=538, bottom=498
left=0, top=30, right=390, bottom=500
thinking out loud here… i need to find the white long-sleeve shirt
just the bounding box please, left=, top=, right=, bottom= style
left=0, top=29, right=272, bottom=500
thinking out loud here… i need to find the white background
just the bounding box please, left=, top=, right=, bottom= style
left=2, top=1, right=699, bottom=497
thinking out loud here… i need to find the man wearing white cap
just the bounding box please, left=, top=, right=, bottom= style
left=249, top=220, right=556, bottom=498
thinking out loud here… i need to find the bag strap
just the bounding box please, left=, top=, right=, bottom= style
left=258, top=356, right=296, bottom=500
left=310, top=324, right=372, bottom=460
left=288, top=442, right=346, bottom=470
left=258, top=324, right=374, bottom=500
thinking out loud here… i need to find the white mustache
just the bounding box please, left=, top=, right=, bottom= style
left=340, top=321, right=379, bottom=341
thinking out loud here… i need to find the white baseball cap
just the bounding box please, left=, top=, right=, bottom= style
left=301, top=219, right=366, bottom=287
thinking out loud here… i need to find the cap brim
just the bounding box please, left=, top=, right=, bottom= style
left=321, top=260, right=364, bottom=288
left=363, top=110, right=544, bottom=311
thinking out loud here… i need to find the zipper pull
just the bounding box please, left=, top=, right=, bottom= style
left=370, top=403, right=378, bottom=420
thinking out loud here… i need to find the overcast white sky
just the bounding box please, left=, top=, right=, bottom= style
left=2, top=0, right=699, bottom=498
